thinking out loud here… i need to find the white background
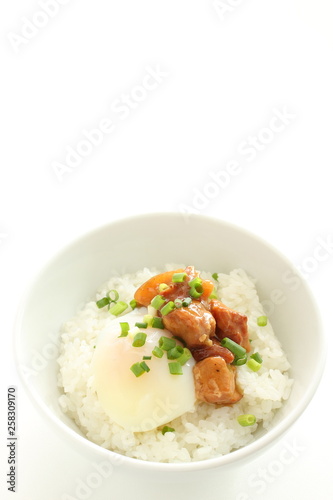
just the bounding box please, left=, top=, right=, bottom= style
left=1, top=1, right=332, bottom=499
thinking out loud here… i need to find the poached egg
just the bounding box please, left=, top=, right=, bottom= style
left=92, top=309, right=196, bottom=432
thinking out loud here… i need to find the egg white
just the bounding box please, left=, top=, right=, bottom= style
left=92, top=309, right=196, bottom=432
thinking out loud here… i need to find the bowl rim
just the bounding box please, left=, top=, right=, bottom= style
left=13, top=212, right=327, bottom=471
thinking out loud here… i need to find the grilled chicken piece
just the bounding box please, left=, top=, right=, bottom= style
left=191, top=337, right=234, bottom=364
left=162, top=301, right=216, bottom=347
left=210, top=300, right=251, bottom=352
left=193, top=356, right=242, bottom=405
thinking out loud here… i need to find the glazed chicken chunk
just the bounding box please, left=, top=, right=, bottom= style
left=162, top=301, right=216, bottom=348
left=193, top=356, right=242, bottom=405
left=210, top=299, right=251, bottom=352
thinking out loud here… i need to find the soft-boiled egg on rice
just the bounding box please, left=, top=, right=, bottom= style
left=92, top=309, right=196, bottom=432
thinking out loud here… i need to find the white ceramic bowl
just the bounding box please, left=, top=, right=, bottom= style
left=14, top=213, right=325, bottom=473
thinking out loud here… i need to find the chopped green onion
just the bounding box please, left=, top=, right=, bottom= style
left=212, top=273, right=219, bottom=281
left=160, top=301, right=176, bottom=316
left=167, top=345, right=184, bottom=360
left=209, top=288, right=218, bottom=299
left=232, top=355, right=247, bottom=366
left=152, top=346, right=164, bottom=358
left=247, top=358, right=262, bottom=372
left=130, top=362, right=145, bottom=377
left=250, top=352, right=263, bottom=364
left=159, top=336, right=176, bottom=351
left=174, top=297, right=192, bottom=308
left=107, top=289, right=119, bottom=302
left=177, top=347, right=192, bottom=365
left=161, top=426, right=175, bottom=435
left=132, top=332, right=147, bottom=347
left=129, top=299, right=137, bottom=309
left=151, top=295, right=166, bottom=310
left=151, top=317, right=164, bottom=329
left=174, top=298, right=183, bottom=308
left=119, top=322, right=130, bottom=337
left=159, top=283, right=169, bottom=292
left=140, top=361, right=150, bottom=373
left=168, top=361, right=183, bottom=375
left=189, top=282, right=204, bottom=299
left=221, top=338, right=247, bottom=358
left=109, top=301, right=128, bottom=316
left=96, top=297, right=111, bottom=309
left=257, top=315, right=267, bottom=327
left=237, top=414, right=256, bottom=427
left=188, top=277, right=202, bottom=287
left=143, top=314, right=153, bottom=327
left=143, top=356, right=152, bottom=360
left=135, top=322, right=148, bottom=329
left=172, top=272, right=188, bottom=283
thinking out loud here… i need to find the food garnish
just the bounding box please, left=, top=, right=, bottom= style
left=237, top=414, right=257, bottom=427
left=257, top=315, right=268, bottom=326
left=109, top=301, right=128, bottom=317
left=132, top=332, right=147, bottom=347
left=161, top=426, right=175, bottom=435
left=119, top=322, right=130, bottom=337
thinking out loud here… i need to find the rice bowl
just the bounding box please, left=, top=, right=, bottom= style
left=14, top=213, right=325, bottom=472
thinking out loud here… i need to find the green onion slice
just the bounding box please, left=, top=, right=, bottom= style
left=174, top=298, right=183, bottom=309
left=107, top=289, right=119, bottom=302
left=177, top=347, right=192, bottom=365
left=109, top=301, right=128, bottom=316
left=190, top=283, right=203, bottom=299
left=167, top=345, right=184, bottom=360
left=182, top=297, right=192, bottom=307
left=160, top=301, right=175, bottom=316
left=119, top=322, right=130, bottom=337
left=132, top=332, right=147, bottom=347
left=143, top=314, right=153, bottom=327
left=257, top=315, right=268, bottom=327
left=135, top=322, right=148, bottom=329
left=130, top=362, right=145, bottom=377
left=209, top=288, right=218, bottom=299
left=188, top=277, right=202, bottom=287
left=129, top=299, right=137, bottom=309
left=159, top=336, right=176, bottom=351
left=96, top=297, right=111, bottom=309
left=221, top=338, right=247, bottom=358
left=151, top=317, right=164, bottom=329
left=151, top=295, right=166, bottom=310
left=212, top=273, right=219, bottom=281
left=158, top=283, right=169, bottom=292
left=232, top=355, right=247, bottom=366
left=161, top=426, right=175, bottom=435
left=247, top=358, right=262, bottom=372
left=172, top=272, right=188, bottom=283
left=237, top=414, right=256, bottom=427
left=250, top=352, right=263, bottom=364
left=168, top=361, right=183, bottom=375
left=140, top=361, right=150, bottom=373
left=143, top=356, right=152, bottom=360
left=152, top=346, right=164, bottom=358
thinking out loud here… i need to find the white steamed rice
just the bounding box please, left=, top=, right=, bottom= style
left=57, top=265, right=293, bottom=463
